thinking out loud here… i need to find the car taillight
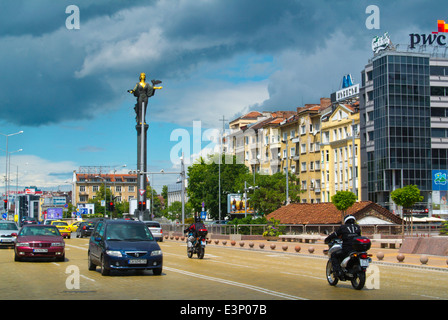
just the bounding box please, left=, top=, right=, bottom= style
left=83, top=226, right=86, bottom=230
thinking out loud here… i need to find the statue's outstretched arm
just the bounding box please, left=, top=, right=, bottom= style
left=127, top=83, right=138, bottom=94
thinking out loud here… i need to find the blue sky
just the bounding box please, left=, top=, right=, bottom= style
left=0, top=0, right=444, bottom=193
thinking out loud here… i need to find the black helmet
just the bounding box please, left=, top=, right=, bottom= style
left=195, top=215, right=201, bottom=223
left=343, top=214, right=356, bottom=224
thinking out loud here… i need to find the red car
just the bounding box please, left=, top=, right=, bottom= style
left=14, top=225, right=65, bottom=262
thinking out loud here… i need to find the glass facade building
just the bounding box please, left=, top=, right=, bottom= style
left=360, top=51, right=448, bottom=215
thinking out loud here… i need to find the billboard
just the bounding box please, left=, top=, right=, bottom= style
left=432, top=170, right=448, bottom=216
left=227, top=193, right=254, bottom=214
left=46, top=207, right=63, bottom=219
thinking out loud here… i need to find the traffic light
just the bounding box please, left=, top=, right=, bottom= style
left=138, top=201, right=146, bottom=211
left=3, top=200, right=7, bottom=210
left=109, top=202, right=115, bottom=211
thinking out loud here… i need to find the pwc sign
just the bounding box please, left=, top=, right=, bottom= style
left=409, top=20, right=447, bottom=49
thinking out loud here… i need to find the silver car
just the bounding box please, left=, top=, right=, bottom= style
left=144, top=221, right=163, bottom=242
left=0, top=221, right=19, bottom=246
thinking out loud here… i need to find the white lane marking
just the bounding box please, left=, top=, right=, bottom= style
left=281, top=271, right=324, bottom=281
left=66, top=244, right=88, bottom=251
left=164, top=266, right=308, bottom=300
left=80, top=275, right=96, bottom=282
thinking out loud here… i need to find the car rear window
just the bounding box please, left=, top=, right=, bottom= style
left=0, top=222, right=18, bottom=230
left=145, top=222, right=161, bottom=228
left=106, top=223, right=154, bottom=241
left=52, top=221, right=68, bottom=226
left=19, top=226, right=61, bottom=236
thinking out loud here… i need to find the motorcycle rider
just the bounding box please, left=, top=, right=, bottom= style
left=184, top=215, right=206, bottom=248
left=324, top=214, right=361, bottom=279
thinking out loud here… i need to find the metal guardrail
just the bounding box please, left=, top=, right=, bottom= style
left=160, top=223, right=444, bottom=237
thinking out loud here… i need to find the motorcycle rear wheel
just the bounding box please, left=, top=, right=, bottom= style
left=197, top=246, right=205, bottom=259
left=351, top=271, right=366, bottom=290
left=326, top=260, right=339, bottom=286
left=187, top=248, right=193, bottom=258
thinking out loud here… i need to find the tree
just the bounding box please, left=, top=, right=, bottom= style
left=390, top=185, right=423, bottom=210
left=165, top=200, right=194, bottom=221
left=161, top=185, right=168, bottom=204
left=235, top=172, right=301, bottom=215
left=331, top=191, right=357, bottom=221
left=187, top=154, right=249, bottom=219
left=391, top=185, right=423, bottom=236
left=146, top=184, right=163, bottom=218
left=88, top=184, right=114, bottom=217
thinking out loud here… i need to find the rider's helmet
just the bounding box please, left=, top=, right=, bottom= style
left=343, top=214, right=356, bottom=224
left=195, top=215, right=201, bottom=223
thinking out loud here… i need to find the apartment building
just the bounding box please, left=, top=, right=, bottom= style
left=320, top=102, right=361, bottom=203
left=225, top=111, right=295, bottom=175
left=72, top=168, right=139, bottom=205
left=285, top=102, right=328, bottom=203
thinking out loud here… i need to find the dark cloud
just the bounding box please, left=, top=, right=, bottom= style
left=0, top=0, right=445, bottom=127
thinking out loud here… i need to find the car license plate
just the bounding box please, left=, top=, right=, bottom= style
left=1, top=239, right=13, bottom=243
left=33, top=248, right=48, bottom=253
left=129, top=259, right=147, bottom=264
left=360, top=259, right=369, bottom=267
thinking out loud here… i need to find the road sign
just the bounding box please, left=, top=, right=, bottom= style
left=139, top=189, right=145, bottom=196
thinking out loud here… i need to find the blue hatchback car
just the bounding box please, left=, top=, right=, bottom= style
left=88, top=219, right=163, bottom=276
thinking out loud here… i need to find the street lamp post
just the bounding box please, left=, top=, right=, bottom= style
left=0, top=131, right=23, bottom=211
left=243, top=181, right=259, bottom=217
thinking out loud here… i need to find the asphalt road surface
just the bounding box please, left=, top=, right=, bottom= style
left=2, top=237, right=447, bottom=302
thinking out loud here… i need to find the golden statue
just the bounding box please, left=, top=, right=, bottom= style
left=128, top=73, right=162, bottom=123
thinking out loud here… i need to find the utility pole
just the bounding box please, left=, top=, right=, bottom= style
left=218, top=115, right=227, bottom=221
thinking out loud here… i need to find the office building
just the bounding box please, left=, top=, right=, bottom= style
left=360, top=48, right=448, bottom=217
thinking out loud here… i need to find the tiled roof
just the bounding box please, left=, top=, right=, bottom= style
left=266, top=201, right=403, bottom=225
left=76, top=173, right=138, bottom=182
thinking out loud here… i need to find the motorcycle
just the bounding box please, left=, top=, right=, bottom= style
left=186, top=228, right=208, bottom=259
left=325, top=236, right=372, bottom=290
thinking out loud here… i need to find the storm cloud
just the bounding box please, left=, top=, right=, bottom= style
left=0, top=0, right=443, bottom=128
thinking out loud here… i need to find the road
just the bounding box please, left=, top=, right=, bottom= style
left=1, top=237, right=447, bottom=302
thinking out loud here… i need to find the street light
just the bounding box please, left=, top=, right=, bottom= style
left=243, top=181, right=259, bottom=217
left=0, top=131, right=23, bottom=210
